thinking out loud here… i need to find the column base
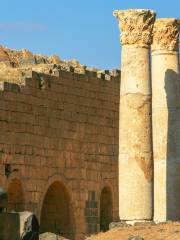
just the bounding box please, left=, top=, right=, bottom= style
left=109, top=220, right=154, bottom=229
left=124, top=220, right=153, bottom=226
left=153, top=219, right=167, bottom=224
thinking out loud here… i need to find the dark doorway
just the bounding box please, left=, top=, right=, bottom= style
left=40, top=181, right=75, bottom=239
left=100, top=187, right=112, bottom=231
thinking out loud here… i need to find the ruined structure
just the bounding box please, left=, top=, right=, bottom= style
left=0, top=188, right=39, bottom=240
left=0, top=7, right=180, bottom=240
left=114, top=9, right=180, bottom=224
left=0, top=47, right=120, bottom=239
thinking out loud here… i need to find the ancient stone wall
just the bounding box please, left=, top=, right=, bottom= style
left=0, top=58, right=120, bottom=240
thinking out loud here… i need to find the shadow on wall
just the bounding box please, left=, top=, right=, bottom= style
left=165, top=69, right=180, bottom=220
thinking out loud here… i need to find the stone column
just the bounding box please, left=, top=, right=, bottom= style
left=152, top=19, right=180, bottom=221
left=113, top=9, right=156, bottom=221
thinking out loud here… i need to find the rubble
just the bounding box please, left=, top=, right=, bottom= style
left=40, top=232, right=70, bottom=240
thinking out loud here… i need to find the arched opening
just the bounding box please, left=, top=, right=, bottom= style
left=7, top=178, right=24, bottom=212
left=100, top=186, right=113, bottom=232
left=40, top=181, right=74, bottom=239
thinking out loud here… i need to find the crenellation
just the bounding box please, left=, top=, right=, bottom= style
left=0, top=47, right=120, bottom=95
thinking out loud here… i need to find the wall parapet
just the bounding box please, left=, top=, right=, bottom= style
left=0, top=46, right=120, bottom=90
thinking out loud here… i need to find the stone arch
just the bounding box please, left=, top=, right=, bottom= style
left=100, top=186, right=113, bottom=231
left=40, top=180, right=75, bottom=239
left=7, top=178, right=24, bottom=212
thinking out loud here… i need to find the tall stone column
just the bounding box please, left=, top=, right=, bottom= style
left=152, top=19, right=180, bottom=221
left=113, top=9, right=156, bottom=220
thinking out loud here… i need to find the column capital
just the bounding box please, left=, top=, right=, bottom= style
left=152, top=18, right=180, bottom=52
left=113, top=9, right=156, bottom=48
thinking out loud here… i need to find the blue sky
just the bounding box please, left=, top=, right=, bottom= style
left=0, top=0, right=179, bottom=69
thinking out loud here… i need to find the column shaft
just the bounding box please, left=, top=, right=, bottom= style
left=114, top=9, right=156, bottom=220
left=152, top=19, right=180, bottom=221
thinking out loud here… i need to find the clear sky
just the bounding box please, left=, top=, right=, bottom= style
left=0, top=0, right=179, bottom=69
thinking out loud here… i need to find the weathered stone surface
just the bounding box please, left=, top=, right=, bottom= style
left=152, top=18, right=180, bottom=51
left=114, top=9, right=155, bottom=221
left=152, top=18, right=180, bottom=222
left=40, top=233, right=69, bottom=240
left=0, top=44, right=120, bottom=240
left=48, top=55, right=62, bottom=64
left=0, top=46, right=119, bottom=85
left=0, top=46, right=11, bottom=67
left=128, top=236, right=144, bottom=240
left=20, top=211, right=39, bottom=240
left=109, top=221, right=131, bottom=229
left=0, top=212, right=20, bottom=240
left=113, top=9, right=156, bottom=47
left=0, top=211, right=39, bottom=240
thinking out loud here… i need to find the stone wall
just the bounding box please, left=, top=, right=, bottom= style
left=0, top=63, right=120, bottom=240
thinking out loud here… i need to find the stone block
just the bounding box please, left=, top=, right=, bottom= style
left=0, top=213, right=20, bottom=240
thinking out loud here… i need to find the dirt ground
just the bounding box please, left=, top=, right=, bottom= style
left=87, top=222, right=180, bottom=240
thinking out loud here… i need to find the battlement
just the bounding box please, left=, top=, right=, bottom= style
left=0, top=46, right=120, bottom=89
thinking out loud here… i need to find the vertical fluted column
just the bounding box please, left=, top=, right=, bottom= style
left=113, top=9, right=156, bottom=220
left=152, top=19, right=180, bottom=221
